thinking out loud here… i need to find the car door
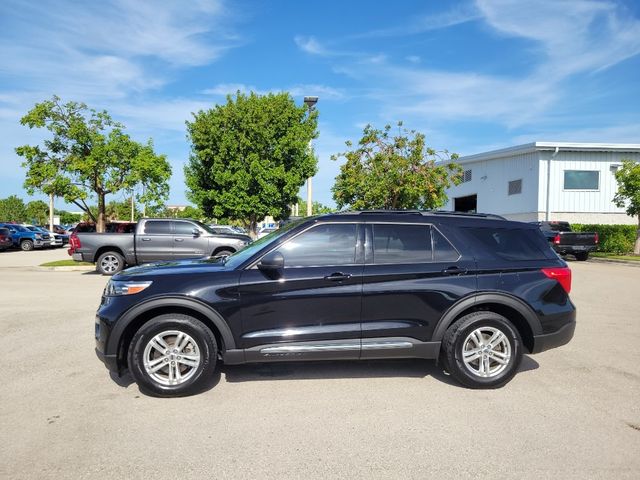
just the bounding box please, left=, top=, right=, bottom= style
left=136, top=220, right=174, bottom=263
left=238, top=222, right=364, bottom=361
left=172, top=220, right=208, bottom=259
left=360, top=222, right=477, bottom=357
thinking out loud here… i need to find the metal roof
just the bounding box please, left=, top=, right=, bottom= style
left=457, top=141, right=640, bottom=164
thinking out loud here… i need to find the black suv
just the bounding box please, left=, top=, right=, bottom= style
left=95, top=211, right=576, bottom=396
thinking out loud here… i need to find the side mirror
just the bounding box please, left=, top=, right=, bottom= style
left=192, top=228, right=201, bottom=237
left=258, top=251, right=284, bottom=272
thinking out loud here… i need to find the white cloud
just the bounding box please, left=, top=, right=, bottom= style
left=294, top=36, right=330, bottom=56
left=202, top=83, right=345, bottom=100
left=406, top=56, right=421, bottom=64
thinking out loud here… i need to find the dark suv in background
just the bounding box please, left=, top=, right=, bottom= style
left=95, top=211, right=576, bottom=396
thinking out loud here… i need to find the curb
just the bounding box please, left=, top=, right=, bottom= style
left=38, top=265, right=96, bottom=272
left=589, top=257, right=640, bottom=267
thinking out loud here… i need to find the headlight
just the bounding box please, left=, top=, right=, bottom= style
left=35, top=234, right=42, bottom=239
left=105, top=280, right=152, bottom=296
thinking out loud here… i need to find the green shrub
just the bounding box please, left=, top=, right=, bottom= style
left=571, top=224, right=637, bottom=253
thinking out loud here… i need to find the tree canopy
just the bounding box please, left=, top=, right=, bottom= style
left=0, top=195, right=27, bottom=222
left=332, top=123, right=461, bottom=210
left=185, top=91, right=318, bottom=236
left=16, top=96, right=171, bottom=232
left=613, top=159, right=640, bottom=254
left=25, top=200, right=49, bottom=225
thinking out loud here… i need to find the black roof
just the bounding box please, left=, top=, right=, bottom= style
left=335, top=209, right=506, bottom=220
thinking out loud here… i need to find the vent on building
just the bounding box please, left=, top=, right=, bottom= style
left=462, top=169, right=472, bottom=183
left=508, top=179, right=522, bottom=195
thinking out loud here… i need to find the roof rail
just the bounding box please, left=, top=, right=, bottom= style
left=337, top=209, right=506, bottom=220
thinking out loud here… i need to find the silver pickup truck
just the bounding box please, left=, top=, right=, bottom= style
left=69, top=218, right=251, bottom=275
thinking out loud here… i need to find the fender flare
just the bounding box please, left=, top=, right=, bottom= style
left=106, top=296, right=236, bottom=357
left=431, top=292, right=543, bottom=342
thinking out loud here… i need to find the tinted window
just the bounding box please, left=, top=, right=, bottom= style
left=564, top=170, right=599, bottom=190
left=433, top=228, right=460, bottom=261
left=544, top=222, right=571, bottom=232
left=173, top=221, right=197, bottom=235
left=276, top=223, right=357, bottom=267
left=144, top=221, right=172, bottom=235
left=466, top=227, right=549, bottom=261
left=373, top=224, right=432, bottom=264
left=0, top=228, right=9, bottom=235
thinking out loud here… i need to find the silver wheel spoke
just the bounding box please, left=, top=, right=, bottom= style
left=491, top=350, right=510, bottom=365
left=473, top=331, right=484, bottom=347
left=463, top=348, right=481, bottom=363
left=142, top=330, right=201, bottom=387
left=488, top=331, right=505, bottom=347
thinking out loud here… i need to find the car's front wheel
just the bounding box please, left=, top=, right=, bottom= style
left=128, top=314, right=218, bottom=397
left=442, top=311, right=523, bottom=389
left=20, top=240, right=34, bottom=251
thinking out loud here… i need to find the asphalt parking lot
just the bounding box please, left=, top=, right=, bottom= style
left=1, top=248, right=639, bottom=479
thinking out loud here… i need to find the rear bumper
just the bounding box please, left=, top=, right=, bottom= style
left=554, top=245, right=597, bottom=254
left=72, top=252, right=85, bottom=262
left=531, top=320, right=576, bottom=354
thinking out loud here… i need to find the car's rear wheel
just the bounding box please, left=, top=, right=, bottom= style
left=20, top=240, right=34, bottom=251
left=128, top=314, right=218, bottom=397
left=574, top=252, right=589, bottom=261
left=96, top=251, right=124, bottom=275
left=442, top=311, right=523, bottom=389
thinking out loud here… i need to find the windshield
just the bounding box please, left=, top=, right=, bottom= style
left=223, top=220, right=305, bottom=269
left=193, top=220, right=224, bottom=235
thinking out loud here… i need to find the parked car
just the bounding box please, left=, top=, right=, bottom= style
left=94, top=210, right=576, bottom=397
left=24, top=225, right=65, bottom=248
left=37, top=225, right=70, bottom=244
left=0, top=223, right=51, bottom=250
left=70, top=218, right=252, bottom=275
left=0, top=227, right=13, bottom=251
left=531, top=221, right=598, bottom=261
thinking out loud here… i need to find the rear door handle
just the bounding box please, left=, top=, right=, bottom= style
left=442, top=266, right=467, bottom=275
left=175, top=238, right=184, bottom=242
left=324, top=272, right=352, bottom=281
left=141, top=238, right=151, bottom=242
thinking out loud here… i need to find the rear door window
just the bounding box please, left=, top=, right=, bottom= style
left=433, top=228, right=460, bottom=262
left=466, top=227, right=550, bottom=260
left=372, top=224, right=432, bottom=264
left=144, top=221, right=172, bottom=235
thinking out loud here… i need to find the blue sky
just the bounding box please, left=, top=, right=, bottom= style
left=1, top=0, right=639, bottom=210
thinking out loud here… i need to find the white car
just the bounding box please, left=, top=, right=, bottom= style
left=257, top=226, right=278, bottom=239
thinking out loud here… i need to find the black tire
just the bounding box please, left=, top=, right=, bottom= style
left=574, top=252, right=589, bottom=261
left=128, top=314, right=218, bottom=397
left=20, top=240, right=34, bottom=251
left=213, top=249, right=234, bottom=258
left=96, top=251, right=125, bottom=275
left=442, top=311, right=523, bottom=389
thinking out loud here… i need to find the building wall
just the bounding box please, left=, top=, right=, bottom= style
left=444, top=152, right=539, bottom=215
left=537, top=151, right=640, bottom=225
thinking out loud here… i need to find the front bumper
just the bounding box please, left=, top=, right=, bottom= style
left=531, top=320, right=576, bottom=354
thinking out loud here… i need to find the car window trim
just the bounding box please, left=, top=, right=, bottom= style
left=247, top=222, right=363, bottom=269
left=366, top=222, right=461, bottom=265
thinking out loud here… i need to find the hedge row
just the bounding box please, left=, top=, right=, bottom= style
left=571, top=224, right=638, bottom=253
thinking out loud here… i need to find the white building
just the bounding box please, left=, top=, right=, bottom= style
left=444, top=142, right=640, bottom=224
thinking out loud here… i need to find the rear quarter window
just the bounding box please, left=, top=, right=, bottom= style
left=465, top=227, right=552, bottom=261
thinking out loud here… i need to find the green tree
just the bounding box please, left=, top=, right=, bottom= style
left=332, top=123, right=462, bottom=210
left=16, top=96, right=171, bottom=232
left=613, top=159, right=640, bottom=254
left=185, top=91, right=318, bottom=236
left=296, top=198, right=335, bottom=216
left=0, top=195, right=27, bottom=222
left=55, top=209, right=82, bottom=225
left=106, top=199, right=140, bottom=221
left=174, top=205, right=206, bottom=221
left=25, top=200, right=49, bottom=225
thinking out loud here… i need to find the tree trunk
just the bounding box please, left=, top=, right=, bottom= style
left=635, top=217, right=640, bottom=255
left=97, top=194, right=106, bottom=233
left=249, top=214, right=258, bottom=239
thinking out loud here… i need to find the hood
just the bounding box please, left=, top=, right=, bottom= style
left=208, top=232, right=252, bottom=243
left=115, top=256, right=231, bottom=279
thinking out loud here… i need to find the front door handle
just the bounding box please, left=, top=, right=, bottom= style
left=175, top=238, right=184, bottom=242
left=324, top=272, right=352, bottom=281
left=141, top=238, right=151, bottom=242
left=442, top=266, right=467, bottom=275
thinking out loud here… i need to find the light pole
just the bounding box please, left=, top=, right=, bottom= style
left=304, top=96, right=318, bottom=217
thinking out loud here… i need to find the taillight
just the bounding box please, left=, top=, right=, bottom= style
left=594, top=232, right=599, bottom=244
left=553, top=234, right=561, bottom=245
left=542, top=267, right=572, bottom=294
left=69, top=233, right=81, bottom=250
